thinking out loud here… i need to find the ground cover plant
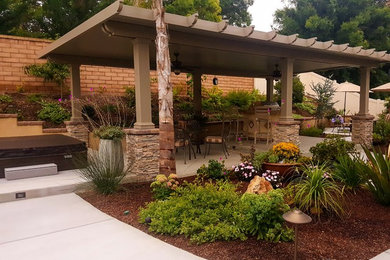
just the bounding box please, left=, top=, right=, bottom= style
left=139, top=180, right=293, bottom=244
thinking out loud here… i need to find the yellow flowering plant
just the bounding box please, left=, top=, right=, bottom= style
left=272, top=142, right=300, bottom=162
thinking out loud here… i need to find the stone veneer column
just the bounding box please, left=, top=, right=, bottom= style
left=273, top=58, right=300, bottom=146
left=66, top=64, right=89, bottom=146
left=125, top=128, right=159, bottom=182
left=65, top=121, right=89, bottom=146
left=351, top=115, right=374, bottom=146
left=272, top=121, right=300, bottom=146
left=352, top=67, right=374, bottom=146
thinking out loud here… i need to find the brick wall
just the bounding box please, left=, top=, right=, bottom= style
left=0, top=34, right=254, bottom=95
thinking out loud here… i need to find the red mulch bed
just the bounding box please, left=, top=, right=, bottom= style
left=79, top=177, right=390, bottom=260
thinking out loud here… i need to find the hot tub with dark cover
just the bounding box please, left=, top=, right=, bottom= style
left=0, top=134, right=87, bottom=178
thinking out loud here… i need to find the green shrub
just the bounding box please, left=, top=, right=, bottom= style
left=295, top=101, right=316, bottom=115
left=290, top=163, right=345, bottom=220
left=300, top=127, right=323, bottom=137
left=253, top=151, right=272, bottom=170
left=139, top=181, right=293, bottom=244
left=373, top=117, right=390, bottom=145
left=333, top=155, right=364, bottom=190
left=77, top=151, right=127, bottom=195
left=359, top=147, right=390, bottom=206
left=275, top=77, right=305, bottom=103
left=225, top=89, right=262, bottom=111
left=139, top=181, right=247, bottom=244
left=0, top=94, right=13, bottom=103
left=150, top=174, right=180, bottom=200
left=309, top=136, right=356, bottom=165
left=26, top=94, right=43, bottom=103
left=37, top=101, right=70, bottom=124
left=241, top=190, right=294, bottom=242
left=124, top=86, right=136, bottom=107
left=196, top=159, right=227, bottom=179
left=93, top=125, right=124, bottom=140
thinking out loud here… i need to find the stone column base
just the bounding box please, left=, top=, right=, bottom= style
left=272, top=120, right=300, bottom=146
left=125, top=128, right=159, bottom=182
left=65, top=121, right=89, bottom=146
left=351, top=115, right=374, bottom=146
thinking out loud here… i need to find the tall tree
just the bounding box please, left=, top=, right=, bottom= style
left=155, top=0, right=176, bottom=174
left=220, top=0, right=253, bottom=26
left=273, top=0, right=390, bottom=88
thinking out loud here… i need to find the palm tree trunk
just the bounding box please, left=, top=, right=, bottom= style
left=154, top=0, right=176, bottom=174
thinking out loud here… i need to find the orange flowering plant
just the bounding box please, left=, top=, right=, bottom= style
left=272, top=142, right=300, bottom=163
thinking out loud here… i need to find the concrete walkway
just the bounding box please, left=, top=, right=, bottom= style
left=0, top=193, right=203, bottom=260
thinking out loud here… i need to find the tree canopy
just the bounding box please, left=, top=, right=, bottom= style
left=273, top=0, right=390, bottom=88
left=0, top=0, right=253, bottom=39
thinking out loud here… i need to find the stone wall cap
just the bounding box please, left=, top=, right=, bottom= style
left=17, top=121, right=44, bottom=126
left=351, top=114, right=375, bottom=120
left=125, top=128, right=159, bottom=135
left=0, top=114, right=18, bottom=118
left=43, top=128, right=67, bottom=133
left=65, top=120, right=88, bottom=125
left=275, top=120, right=301, bottom=125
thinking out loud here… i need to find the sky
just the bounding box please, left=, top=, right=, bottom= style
left=248, top=0, right=285, bottom=32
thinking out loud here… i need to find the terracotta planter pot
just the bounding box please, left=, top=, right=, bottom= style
left=262, top=162, right=301, bottom=178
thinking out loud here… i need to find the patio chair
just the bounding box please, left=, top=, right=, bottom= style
left=254, top=107, right=272, bottom=145
left=174, top=121, right=196, bottom=164
left=204, top=120, right=230, bottom=159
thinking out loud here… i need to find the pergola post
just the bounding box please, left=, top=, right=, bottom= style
left=125, top=38, right=158, bottom=181
left=351, top=66, right=374, bottom=146
left=133, top=38, right=154, bottom=129
left=193, top=72, right=202, bottom=117
left=65, top=64, right=89, bottom=145
left=266, top=76, right=274, bottom=103
left=273, top=58, right=300, bottom=145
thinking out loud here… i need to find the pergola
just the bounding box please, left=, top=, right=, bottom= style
left=38, top=1, right=389, bottom=179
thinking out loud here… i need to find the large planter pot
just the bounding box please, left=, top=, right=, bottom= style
left=262, top=162, right=301, bottom=178
left=98, top=139, right=124, bottom=172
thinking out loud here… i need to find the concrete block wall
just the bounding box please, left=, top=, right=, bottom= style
left=0, top=35, right=254, bottom=96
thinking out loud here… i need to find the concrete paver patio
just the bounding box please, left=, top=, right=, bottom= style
left=0, top=193, right=203, bottom=260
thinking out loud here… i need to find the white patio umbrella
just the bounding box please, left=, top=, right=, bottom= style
left=371, top=82, right=390, bottom=92
left=336, top=81, right=361, bottom=117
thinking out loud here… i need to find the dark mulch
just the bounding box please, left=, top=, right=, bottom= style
left=79, top=178, right=390, bottom=260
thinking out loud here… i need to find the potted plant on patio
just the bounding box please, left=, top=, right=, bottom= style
left=93, top=125, right=125, bottom=172
left=255, top=142, right=305, bottom=178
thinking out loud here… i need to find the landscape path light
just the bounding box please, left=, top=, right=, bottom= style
left=283, top=208, right=312, bottom=260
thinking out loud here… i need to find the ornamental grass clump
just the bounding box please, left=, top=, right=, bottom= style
left=359, top=147, right=390, bottom=206
left=290, top=163, right=345, bottom=221
left=77, top=151, right=129, bottom=195
left=333, top=155, right=364, bottom=191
